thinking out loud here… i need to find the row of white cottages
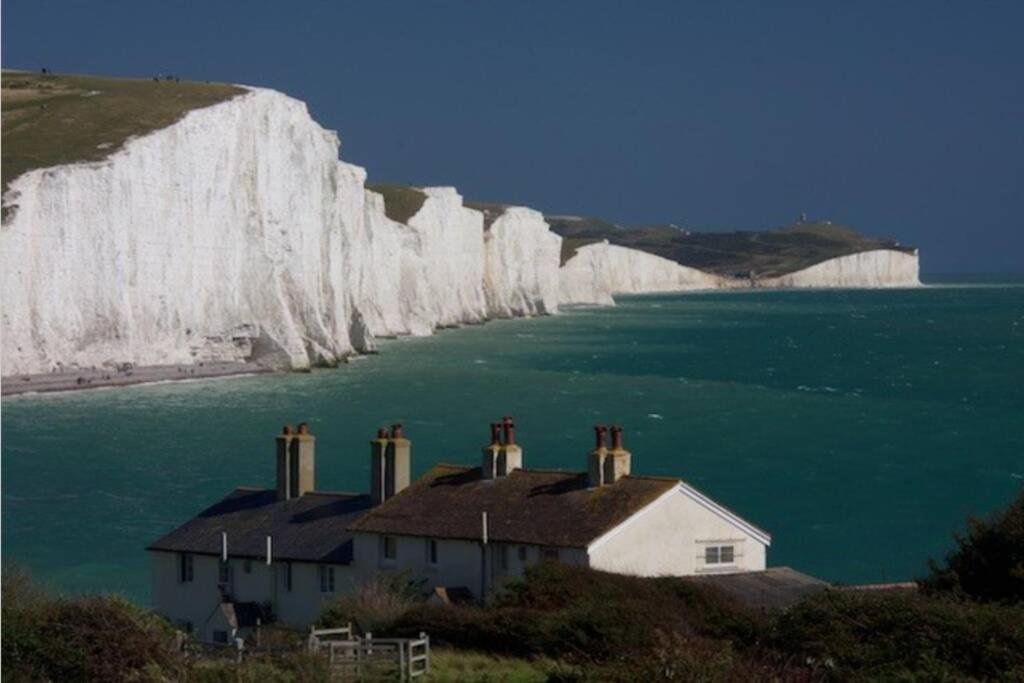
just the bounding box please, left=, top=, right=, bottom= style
left=148, top=419, right=771, bottom=643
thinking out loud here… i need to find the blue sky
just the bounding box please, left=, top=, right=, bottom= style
left=4, top=1, right=1022, bottom=273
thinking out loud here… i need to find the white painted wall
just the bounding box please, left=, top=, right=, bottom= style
left=150, top=551, right=353, bottom=639
left=351, top=533, right=585, bottom=599
left=587, top=486, right=768, bottom=577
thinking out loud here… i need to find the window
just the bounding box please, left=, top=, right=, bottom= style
left=319, top=565, right=335, bottom=593
left=704, top=545, right=736, bottom=565
left=243, top=559, right=252, bottom=574
left=426, top=539, right=439, bottom=566
left=517, top=546, right=528, bottom=562
left=496, top=545, right=509, bottom=572
left=381, top=536, right=397, bottom=563
left=540, top=548, right=559, bottom=562
left=178, top=553, right=194, bottom=583
left=217, top=561, right=231, bottom=585
left=284, top=562, right=293, bottom=592
left=212, top=630, right=229, bottom=644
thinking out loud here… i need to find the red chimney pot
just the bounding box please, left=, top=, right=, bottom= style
left=489, top=422, right=502, bottom=445
left=391, top=423, right=404, bottom=439
left=502, top=416, right=515, bottom=445
left=611, top=425, right=623, bottom=450
left=376, top=427, right=388, bottom=439
left=282, top=424, right=293, bottom=435
left=297, top=422, right=309, bottom=435
left=594, top=424, right=608, bottom=449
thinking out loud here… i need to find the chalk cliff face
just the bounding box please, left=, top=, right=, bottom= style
left=759, top=249, right=921, bottom=289
left=560, top=241, right=733, bottom=306
left=0, top=89, right=558, bottom=375
left=484, top=207, right=562, bottom=318
left=1, top=85, right=922, bottom=377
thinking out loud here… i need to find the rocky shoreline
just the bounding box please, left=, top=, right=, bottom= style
left=1, top=361, right=271, bottom=397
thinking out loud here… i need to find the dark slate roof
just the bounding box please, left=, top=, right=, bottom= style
left=147, top=487, right=373, bottom=564
left=686, top=567, right=828, bottom=610
left=347, top=464, right=679, bottom=548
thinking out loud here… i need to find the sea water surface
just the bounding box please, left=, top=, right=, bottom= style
left=2, top=281, right=1022, bottom=602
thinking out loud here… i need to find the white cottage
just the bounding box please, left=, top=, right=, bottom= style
left=148, top=419, right=770, bottom=641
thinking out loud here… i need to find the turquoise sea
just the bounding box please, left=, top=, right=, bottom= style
left=2, top=280, right=1022, bottom=602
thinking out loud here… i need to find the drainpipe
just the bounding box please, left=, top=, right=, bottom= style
left=480, top=511, right=489, bottom=603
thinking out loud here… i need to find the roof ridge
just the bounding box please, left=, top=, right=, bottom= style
left=514, top=467, right=582, bottom=475
left=624, top=474, right=681, bottom=483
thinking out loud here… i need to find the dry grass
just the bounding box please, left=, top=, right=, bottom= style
left=2, top=70, right=243, bottom=196
left=366, top=183, right=428, bottom=224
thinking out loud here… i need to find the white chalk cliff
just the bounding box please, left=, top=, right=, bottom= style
left=559, top=241, right=735, bottom=306
left=1, top=88, right=559, bottom=375
left=758, top=249, right=920, bottom=289
left=1, top=85, right=920, bottom=376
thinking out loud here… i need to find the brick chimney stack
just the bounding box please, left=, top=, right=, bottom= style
left=603, top=425, right=631, bottom=484
left=276, top=422, right=316, bottom=500
left=588, top=424, right=609, bottom=487
left=498, top=416, right=522, bottom=476
left=371, top=423, right=412, bottom=505
left=482, top=416, right=523, bottom=479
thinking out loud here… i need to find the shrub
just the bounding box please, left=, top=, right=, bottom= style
left=316, top=571, right=422, bottom=634
left=2, top=565, right=180, bottom=682
left=771, top=588, right=1024, bottom=680
left=921, top=488, right=1024, bottom=604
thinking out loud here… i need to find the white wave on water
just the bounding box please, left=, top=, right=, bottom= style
left=797, top=385, right=841, bottom=394
left=647, top=413, right=664, bottom=420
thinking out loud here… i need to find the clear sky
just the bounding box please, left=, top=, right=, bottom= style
left=4, top=1, right=1022, bottom=273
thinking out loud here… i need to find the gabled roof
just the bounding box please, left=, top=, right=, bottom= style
left=347, top=464, right=679, bottom=548
left=147, top=487, right=373, bottom=564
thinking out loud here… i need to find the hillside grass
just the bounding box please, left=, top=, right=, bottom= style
left=367, top=183, right=428, bottom=224
left=463, top=200, right=508, bottom=231
left=547, top=215, right=916, bottom=277
left=1, top=70, right=243, bottom=196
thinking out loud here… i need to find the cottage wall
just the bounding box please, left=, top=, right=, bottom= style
left=352, top=533, right=586, bottom=599
left=586, top=487, right=768, bottom=576
left=150, top=551, right=353, bottom=639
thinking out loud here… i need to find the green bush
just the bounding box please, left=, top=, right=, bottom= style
left=771, top=588, right=1024, bottom=680
left=921, top=488, right=1024, bottom=604
left=2, top=565, right=180, bottom=682
left=317, top=571, right=422, bottom=634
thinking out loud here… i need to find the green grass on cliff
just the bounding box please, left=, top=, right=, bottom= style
left=367, top=183, right=428, bottom=224
left=1, top=70, right=243, bottom=197
left=547, top=215, right=916, bottom=276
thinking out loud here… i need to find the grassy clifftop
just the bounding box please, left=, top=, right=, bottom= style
left=549, top=215, right=916, bottom=276
left=2, top=71, right=243, bottom=195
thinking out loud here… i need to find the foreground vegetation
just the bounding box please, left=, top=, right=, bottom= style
left=4, top=490, right=1021, bottom=681
left=1, top=70, right=242, bottom=195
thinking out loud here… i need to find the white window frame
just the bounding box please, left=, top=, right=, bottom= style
left=699, top=540, right=741, bottom=571
left=318, top=565, right=335, bottom=593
